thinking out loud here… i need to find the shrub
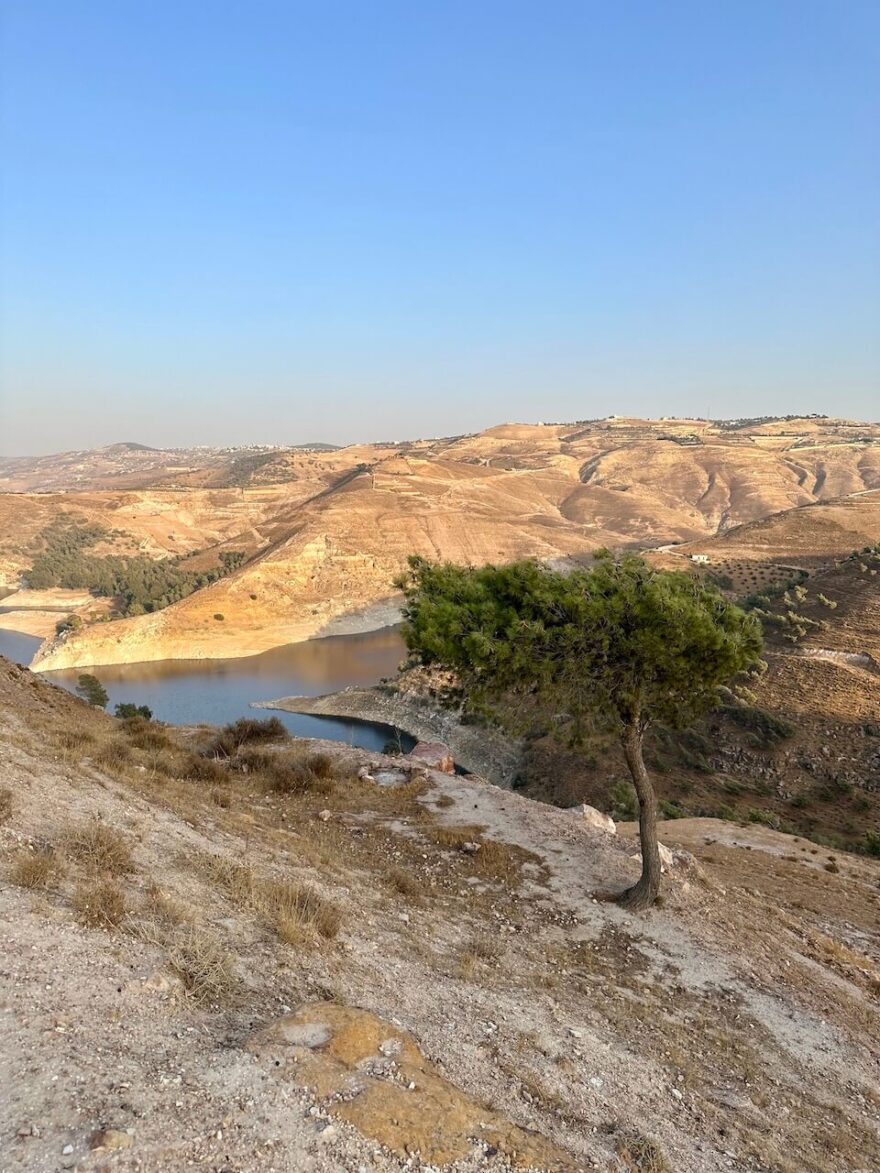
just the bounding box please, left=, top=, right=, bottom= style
left=181, top=754, right=227, bottom=783
left=610, top=780, right=638, bottom=820
left=263, top=757, right=333, bottom=796
left=306, top=752, right=334, bottom=779
left=213, top=613, right=224, bottom=621
left=721, top=704, right=793, bottom=748
left=10, top=848, right=58, bottom=889
left=167, top=925, right=238, bottom=1004
left=864, top=831, right=880, bottom=858
left=0, top=786, right=12, bottom=824
left=73, top=878, right=127, bottom=928
left=206, top=716, right=289, bottom=758
left=115, top=702, right=153, bottom=720
left=747, top=808, right=777, bottom=827
left=65, top=821, right=134, bottom=874
left=122, top=716, right=170, bottom=750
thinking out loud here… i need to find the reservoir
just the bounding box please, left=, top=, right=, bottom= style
left=0, top=625, right=411, bottom=752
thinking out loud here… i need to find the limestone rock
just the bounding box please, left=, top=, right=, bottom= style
left=580, top=804, right=616, bottom=835
left=90, top=1129, right=132, bottom=1152
left=408, top=741, right=455, bottom=774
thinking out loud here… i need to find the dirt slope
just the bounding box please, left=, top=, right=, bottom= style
left=1, top=658, right=878, bottom=1172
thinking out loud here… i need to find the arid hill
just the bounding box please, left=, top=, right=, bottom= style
left=1, top=416, right=878, bottom=669
left=1, top=656, right=878, bottom=1171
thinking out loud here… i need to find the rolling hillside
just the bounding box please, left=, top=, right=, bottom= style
left=0, top=416, right=877, bottom=670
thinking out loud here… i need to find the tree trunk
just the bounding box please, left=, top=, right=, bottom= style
left=618, top=722, right=662, bottom=911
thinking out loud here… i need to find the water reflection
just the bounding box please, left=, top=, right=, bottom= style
left=0, top=626, right=410, bottom=752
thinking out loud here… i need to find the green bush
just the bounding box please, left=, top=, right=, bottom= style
left=721, top=704, right=793, bottom=748
left=115, top=702, right=153, bottom=720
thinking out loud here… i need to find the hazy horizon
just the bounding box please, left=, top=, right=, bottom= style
left=5, top=409, right=880, bottom=462
left=2, top=2, right=878, bottom=456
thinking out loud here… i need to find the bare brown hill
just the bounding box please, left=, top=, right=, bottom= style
left=1, top=416, right=878, bottom=669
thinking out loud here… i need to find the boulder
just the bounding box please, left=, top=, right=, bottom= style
left=580, top=804, right=616, bottom=835
left=629, top=841, right=676, bottom=872
left=408, top=741, right=455, bottom=774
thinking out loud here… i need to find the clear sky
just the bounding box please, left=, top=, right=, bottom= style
left=1, top=1, right=878, bottom=455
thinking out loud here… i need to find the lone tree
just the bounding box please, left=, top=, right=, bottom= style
left=75, top=673, right=108, bottom=709
left=397, top=552, right=762, bottom=910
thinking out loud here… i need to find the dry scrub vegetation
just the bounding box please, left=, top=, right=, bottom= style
left=3, top=662, right=880, bottom=1173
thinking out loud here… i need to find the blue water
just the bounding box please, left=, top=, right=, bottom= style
left=0, top=625, right=412, bottom=752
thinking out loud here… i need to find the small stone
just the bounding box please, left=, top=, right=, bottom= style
left=568, top=1028, right=583, bottom=1039
left=317, top=809, right=333, bottom=822
left=589, top=1077, right=603, bottom=1089
left=90, top=1129, right=133, bottom=1152
left=671, top=1087, right=683, bottom=1100
left=62, top=1145, right=74, bottom=1155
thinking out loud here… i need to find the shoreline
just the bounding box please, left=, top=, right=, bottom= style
left=253, top=685, right=522, bottom=787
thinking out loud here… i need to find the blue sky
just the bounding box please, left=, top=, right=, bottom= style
left=1, top=1, right=878, bottom=454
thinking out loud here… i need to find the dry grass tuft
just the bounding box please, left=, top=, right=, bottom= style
left=10, top=847, right=60, bottom=890
left=90, top=739, right=134, bottom=769
left=195, top=853, right=341, bottom=944
left=435, top=792, right=455, bottom=808
left=144, top=883, right=191, bottom=928
left=431, top=824, right=484, bottom=849
left=455, top=932, right=504, bottom=979
left=0, top=786, right=12, bottom=823
left=57, top=728, right=96, bottom=757
left=615, top=1133, right=671, bottom=1172
left=242, top=749, right=335, bottom=796
left=65, top=820, right=134, bottom=875
left=472, top=837, right=521, bottom=883
left=73, top=877, right=127, bottom=928
left=181, top=754, right=227, bottom=784
left=263, top=878, right=342, bottom=943
left=166, top=925, right=238, bottom=1005
left=387, top=866, right=422, bottom=901
left=121, top=717, right=172, bottom=751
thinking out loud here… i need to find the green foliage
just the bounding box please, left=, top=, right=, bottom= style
left=396, top=552, right=763, bottom=735
left=747, top=807, right=778, bottom=827
left=28, top=520, right=246, bottom=618
left=863, top=831, right=880, bottom=858
left=610, top=780, right=638, bottom=820
left=720, top=704, right=793, bottom=748
left=75, top=673, right=108, bottom=708
left=114, top=702, right=153, bottom=720
left=707, top=571, right=733, bottom=591
left=55, top=613, right=83, bottom=636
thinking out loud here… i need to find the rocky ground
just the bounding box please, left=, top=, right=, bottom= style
left=1, top=657, right=878, bottom=1172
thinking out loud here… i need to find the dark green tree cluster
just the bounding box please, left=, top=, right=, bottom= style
left=114, top=702, right=153, bottom=720
left=397, top=552, right=762, bottom=910
left=75, top=673, right=108, bottom=708
left=28, top=520, right=246, bottom=618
